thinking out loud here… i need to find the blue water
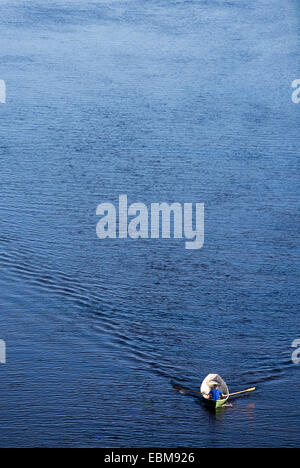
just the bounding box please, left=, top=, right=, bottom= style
left=0, top=0, right=299, bottom=448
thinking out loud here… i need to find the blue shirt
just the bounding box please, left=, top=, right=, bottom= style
left=209, top=389, right=223, bottom=401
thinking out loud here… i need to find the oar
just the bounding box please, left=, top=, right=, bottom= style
left=173, top=385, right=203, bottom=395
left=173, top=385, right=256, bottom=398
left=226, top=387, right=256, bottom=398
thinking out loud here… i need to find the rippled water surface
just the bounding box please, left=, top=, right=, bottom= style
left=0, top=0, right=299, bottom=447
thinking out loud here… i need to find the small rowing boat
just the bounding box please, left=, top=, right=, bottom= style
left=201, top=374, right=229, bottom=409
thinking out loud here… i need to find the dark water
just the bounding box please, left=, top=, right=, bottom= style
left=0, top=0, right=299, bottom=448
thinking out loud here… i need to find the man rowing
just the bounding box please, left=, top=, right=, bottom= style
left=209, top=384, right=224, bottom=401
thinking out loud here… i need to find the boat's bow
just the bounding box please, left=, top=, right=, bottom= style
left=201, top=374, right=229, bottom=408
